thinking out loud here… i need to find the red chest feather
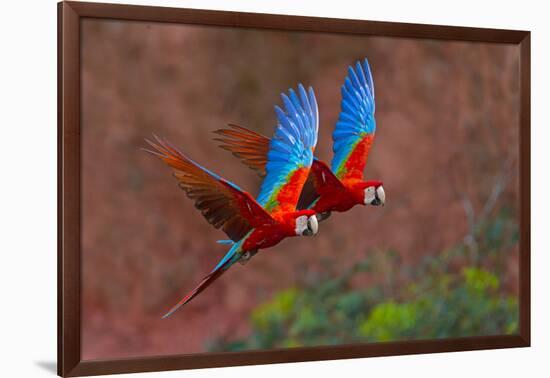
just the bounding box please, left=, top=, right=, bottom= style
left=243, top=224, right=292, bottom=250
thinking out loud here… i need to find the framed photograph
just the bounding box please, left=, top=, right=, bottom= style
left=58, top=1, right=530, bottom=376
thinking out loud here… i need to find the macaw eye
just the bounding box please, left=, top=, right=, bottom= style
left=364, top=187, right=376, bottom=205
left=295, top=215, right=308, bottom=236
left=365, top=185, right=386, bottom=206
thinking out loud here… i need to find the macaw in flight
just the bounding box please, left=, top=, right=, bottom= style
left=145, top=84, right=319, bottom=318
left=214, top=58, right=385, bottom=222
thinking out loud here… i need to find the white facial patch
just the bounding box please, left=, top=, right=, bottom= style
left=295, top=215, right=308, bottom=236
left=364, top=187, right=376, bottom=205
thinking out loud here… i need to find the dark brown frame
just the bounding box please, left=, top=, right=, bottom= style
left=58, top=1, right=531, bottom=376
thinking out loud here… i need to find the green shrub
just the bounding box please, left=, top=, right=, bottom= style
left=207, top=210, right=519, bottom=352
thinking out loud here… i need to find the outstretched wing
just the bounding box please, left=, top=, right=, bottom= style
left=215, top=125, right=343, bottom=209
left=145, top=136, right=274, bottom=241
left=213, top=124, right=270, bottom=177
left=331, top=59, right=376, bottom=181
left=256, top=84, right=319, bottom=214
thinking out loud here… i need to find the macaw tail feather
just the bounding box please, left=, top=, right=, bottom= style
left=162, top=268, right=226, bottom=319
left=162, top=241, right=244, bottom=318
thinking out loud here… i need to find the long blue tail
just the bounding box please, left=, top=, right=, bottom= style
left=162, top=241, right=243, bottom=319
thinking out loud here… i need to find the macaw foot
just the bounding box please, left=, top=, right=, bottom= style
left=317, top=211, right=332, bottom=222
left=239, top=250, right=258, bottom=265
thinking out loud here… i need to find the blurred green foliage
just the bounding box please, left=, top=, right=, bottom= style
left=207, top=209, right=519, bottom=352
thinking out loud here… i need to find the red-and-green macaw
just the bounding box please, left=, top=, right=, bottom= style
left=214, top=59, right=385, bottom=222
left=145, top=84, right=319, bottom=318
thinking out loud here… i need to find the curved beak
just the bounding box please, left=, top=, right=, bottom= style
left=376, top=186, right=385, bottom=206
left=308, top=215, right=319, bottom=235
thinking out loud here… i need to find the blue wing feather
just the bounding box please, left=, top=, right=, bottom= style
left=331, top=59, right=376, bottom=176
left=256, top=84, right=319, bottom=211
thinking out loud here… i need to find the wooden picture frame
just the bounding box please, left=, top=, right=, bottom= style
left=58, top=1, right=531, bottom=376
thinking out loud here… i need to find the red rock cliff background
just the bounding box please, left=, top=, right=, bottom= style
left=80, top=19, right=520, bottom=359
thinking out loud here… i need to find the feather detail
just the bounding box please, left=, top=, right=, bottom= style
left=162, top=268, right=226, bottom=319
left=144, top=136, right=274, bottom=241
left=331, top=59, right=377, bottom=181
left=162, top=237, right=246, bottom=318
left=213, top=124, right=270, bottom=177
left=257, top=84, right=319, bottom=213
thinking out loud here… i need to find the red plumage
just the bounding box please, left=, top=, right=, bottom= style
left=144, top=135, right=317, bottom=317
left=214, top=124, right=383, bottom=216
